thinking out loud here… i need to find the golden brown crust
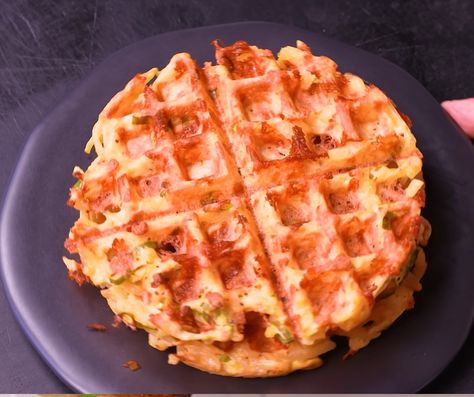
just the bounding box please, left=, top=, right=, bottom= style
left=173, top=339, right=336, bottom=377
left=63, top=40, right=431, bottom=377
left=340, top=248, right=427, bottom=354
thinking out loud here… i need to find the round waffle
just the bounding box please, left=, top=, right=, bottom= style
left=64, top=40, right=431, bottom=377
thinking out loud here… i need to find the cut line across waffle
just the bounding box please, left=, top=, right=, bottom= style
left=64, top=40, right=431, bottom=376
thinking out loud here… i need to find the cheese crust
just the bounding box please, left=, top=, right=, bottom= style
left=64, top=40, right=431, bottom=377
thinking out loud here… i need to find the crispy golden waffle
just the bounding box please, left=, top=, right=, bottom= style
left=64, top=40, right=431, bottom=377
left=205, top=41, right=417, bottom=191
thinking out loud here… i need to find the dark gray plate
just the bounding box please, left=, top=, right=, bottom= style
left=1, top=21, right=473, bottom=393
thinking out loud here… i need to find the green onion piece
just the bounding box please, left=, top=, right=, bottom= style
left=407, top=247, right=419, bottom=272
left=219, top=353, right=231, bottom=362
left=394, top=274, right=404, bottom=285
left=231, top=123, right=238, bottom=133
left=200, top=191, right=216, bottom=206
left=192, top=309, right=211, bottom=324
left=382, top=211, right=397, bottom=230
left=72, top=179, right=82, bottom=188
left=110, top=274, right=127, bottom=285
left=142, top=240, right=158, bottom=249
left=221, top=203, right=233, bottom=211
left=146, top=74, right=158, bottom=86
left=132, top=115, right=153, bottom=125
left=395, top=246, right=419, bottom=285
left=118, top=312, right=154, bottom=332
left=159, top=190, right=167, bottom=198
left=276, top=326, right=294, bottom=344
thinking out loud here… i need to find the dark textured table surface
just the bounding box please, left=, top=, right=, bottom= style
left=0, top=0, right=472, bottom=393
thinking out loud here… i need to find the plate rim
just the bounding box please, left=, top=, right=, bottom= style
left=1, top=20, right=473, bottom=393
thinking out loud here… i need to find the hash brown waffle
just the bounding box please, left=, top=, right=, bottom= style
left=64, top=40, right=431, bottom=377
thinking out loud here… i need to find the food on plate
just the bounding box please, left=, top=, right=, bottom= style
left=63, top=40, right=431, bottom=377
left=122, top=359, right=141, bottom=371
left=87, top=322, right=107, bottom=332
